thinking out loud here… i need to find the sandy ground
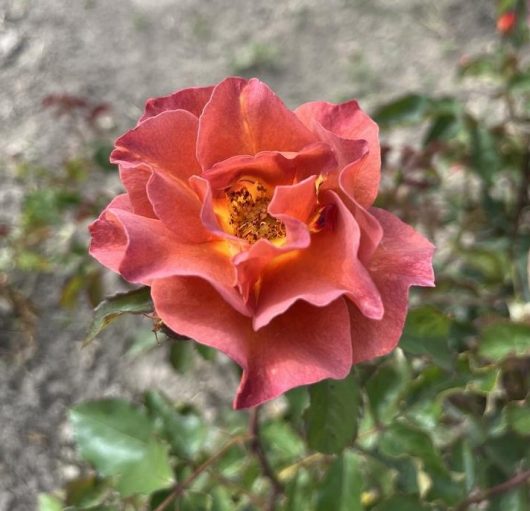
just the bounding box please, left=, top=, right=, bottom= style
left=0, top=0, right=495, bottom=509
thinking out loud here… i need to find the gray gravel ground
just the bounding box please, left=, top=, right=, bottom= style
left=0, top=0, right=495, bottom=509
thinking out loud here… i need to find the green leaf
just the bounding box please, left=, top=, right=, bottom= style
left=60, top=273, right=86, bottom=309
left=466, top=117, right=501, bottom=183
left=210, top=487, right=234, bottom=511
left=451, top=439, right=476, bottom=493
left=460, top=247, right=508, bottom=285
left=305, top=373, right=360, bottom=454
left=400, top=306, right=454, bottom=370
left=283, top=469, right=313, bottom=511
left=379, top=420, right=445, bottom=473
left=38, top=494, right=62, bottom=511
left=93, top=141, right=116, bottom=172
left=69, top=399, right=174, bottom=496
left=22, top=190, right=61, bottom=228
left=366, top=357, right=410, bottom=424
left=262, top=420, right=305, bottom=465
left=372, top=495, right=430, bottom=511
left=423, top=113, right=461, bottom=145
left=505, top=402, right=530, bottom=435
left=509, top=70, right=530, bottom=92
left=195, top=343, right=216, bottom=361
left=126, top=328, right=159, bottom=359
left=145, top=390, right=207, bottom=459
left=458, top=54, right=501, bottom=79
left=284, top=386, right=309, bottom=422
left=316, top=451, right=362, bottom=511
left=479, top=322, right=530, bottom=361
left=84, top=287, right=153, bottom=345
left=373, top=94, right=430, bottom=126
left=484, top=431, right=530, bottom=474
left=490, top=485, right=530, bottom=511
left=169, top=340, right=195, bottom=373
left=178, top=492, right=213, bottom=511
left=65, top=475, right=110, bottom=508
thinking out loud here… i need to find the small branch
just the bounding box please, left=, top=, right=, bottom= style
left=455, top=468, right=530, bottom=511
left=249, top=407, right=284, bottom=511
left=153, top=434, right=249, bottom=511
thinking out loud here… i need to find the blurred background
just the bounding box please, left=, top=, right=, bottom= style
left=3, top=1, right=530, bottom=510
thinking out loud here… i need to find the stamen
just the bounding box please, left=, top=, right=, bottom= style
left=225, top=180, right=286, bottom=244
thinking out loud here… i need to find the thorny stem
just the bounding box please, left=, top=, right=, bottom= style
left=249, top=407, right=284, bottom=511
left=454, top=468, right=530, bottom=510
left=153, top=434, right=249, bottom=511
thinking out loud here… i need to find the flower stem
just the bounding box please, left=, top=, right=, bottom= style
left=249, top=406, right=284, bottom=511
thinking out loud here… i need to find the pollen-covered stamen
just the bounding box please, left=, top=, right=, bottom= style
left=225, top=180, right=286, bottom=244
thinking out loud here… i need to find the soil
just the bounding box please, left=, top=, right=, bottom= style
left=0, top=0, right=495, bottom=509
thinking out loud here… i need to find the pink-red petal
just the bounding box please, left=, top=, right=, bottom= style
left=202, top=142, right=335, bottom=191
left=151, top=276, right=352, bottom=409
left=368, top=208, right=435, bottom=287
left=88, top=194, right=132, bottom=274
left=348, top=208, right=435, bottom=363
left=253, top=191, right=383, bottom=330
left=140, top=85, right=214, bottom=122
left=295, top=100, right=381, bottom=207
left=119, top=166, right=156, bottom=218
left=146, top=171, right=211, bottom=243
left=111, top=110, right=201, bottom=180
left=234, top=298, right=352, bottom=409
left=89, top=204, right=248, bottom=314
left=197, top=77, right=317, bottom=169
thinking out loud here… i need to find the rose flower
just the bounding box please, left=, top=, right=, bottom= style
left=89, top=77, right=434, bottom=409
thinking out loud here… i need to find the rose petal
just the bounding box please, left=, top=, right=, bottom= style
left=368, top=208, right=435, bottom=287
left=254, top=191, right=383, bottom=330
left=90, top=204, right=249, bottom=314
left=234, top=298, right=352, bottom=409
left=348, top=208, right=435, bottom=363
left=268, top=174, right=318, bottom=223
left=295, top=100, right=380, bottom=207
left=119, top=166, right=156, bottom=218
left=346, top=198, right=383, bottom=264
left=140, top=85, right=214, bottom=122
left=151, top=276, right=352, bottom=409
left=316, top=125, right=368, bottom=170
left=197, top=77, right=317, bottom=169
left=202, top=142, right=335, bottom=191
left=88, top=194, right=132, bottom=273
left=111, top=110, right=201, bottom=180
left=347, top=280, right=410, bottom=364
left=147, top=171, right=211, bottom=243
left=189, top=175, right=246, bottom=245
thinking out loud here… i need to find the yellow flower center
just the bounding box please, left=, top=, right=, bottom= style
left=216, top=178, right=286, bottom=244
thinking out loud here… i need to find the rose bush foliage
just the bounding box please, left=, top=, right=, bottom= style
left=89, top=77, right=434, bottom=408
